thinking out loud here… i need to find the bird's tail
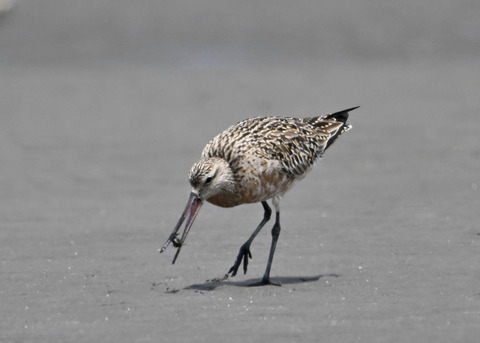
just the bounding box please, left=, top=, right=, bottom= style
left=323, top=106, right=358, bottom=150
left=324, top=106, right=359, bottom=124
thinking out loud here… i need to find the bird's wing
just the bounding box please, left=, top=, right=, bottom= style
left=202, top=116, right=346, bottom=177
left=245, top=117, right=339, bottom=176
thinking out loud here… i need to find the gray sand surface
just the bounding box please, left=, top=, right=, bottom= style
left=1, top=1, right=479, bottom=342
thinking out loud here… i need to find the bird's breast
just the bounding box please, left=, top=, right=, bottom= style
left=207, top=157, right=298, bottom=207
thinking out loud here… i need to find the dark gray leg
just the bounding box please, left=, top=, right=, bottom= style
left=228, top=201, right=271, bottom=277
left=260, top=211, right=281, bottom=286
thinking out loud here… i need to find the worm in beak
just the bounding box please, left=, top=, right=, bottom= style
left=159, top=192, right=203, bottom=264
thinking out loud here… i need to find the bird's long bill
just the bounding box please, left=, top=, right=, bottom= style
left=159, top=192, right=203, bottom=264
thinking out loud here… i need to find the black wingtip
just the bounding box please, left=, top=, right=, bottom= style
left=325, top=106, right=359, bottom=124
left=322, top=106, right=358, bottom=151
left=344, top=106, right=360, bottom=112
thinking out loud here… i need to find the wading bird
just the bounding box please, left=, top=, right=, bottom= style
left=160, top=107, right=357, bottom=285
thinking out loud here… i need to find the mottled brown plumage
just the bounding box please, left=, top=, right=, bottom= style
left=160, top=106, right=358, bottom=285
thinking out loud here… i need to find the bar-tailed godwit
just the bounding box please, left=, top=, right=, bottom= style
left=160, top=106, right=358, bottom=285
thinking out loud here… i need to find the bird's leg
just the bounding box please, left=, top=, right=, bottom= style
left=260, top=211, right=281, bottom=286
left=228, top=201, right=271, bottom=277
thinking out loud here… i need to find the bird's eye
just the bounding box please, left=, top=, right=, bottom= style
left=205, top=176, right=213, bottom=184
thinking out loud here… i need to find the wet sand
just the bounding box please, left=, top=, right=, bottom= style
left=1, top=1, right=480, bottom=342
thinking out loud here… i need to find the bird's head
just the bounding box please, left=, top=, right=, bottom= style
left=158, top=157, right=235, bottom=263
left=188, top=157, right=235, bottom=201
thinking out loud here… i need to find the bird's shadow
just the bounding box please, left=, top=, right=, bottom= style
left=184, top=273, right=340, bottom=291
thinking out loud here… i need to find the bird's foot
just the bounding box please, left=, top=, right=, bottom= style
left=248, top=276, right=281, bottom=287
left=261, top=276, right=281, bottom=287
left=228, top=243, right=252, bottom=277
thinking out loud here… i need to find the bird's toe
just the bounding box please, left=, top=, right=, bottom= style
left=228, top=244, right=252, bottom=277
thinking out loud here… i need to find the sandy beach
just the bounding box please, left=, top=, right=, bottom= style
left=1, top=1, right=479, bottom=342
